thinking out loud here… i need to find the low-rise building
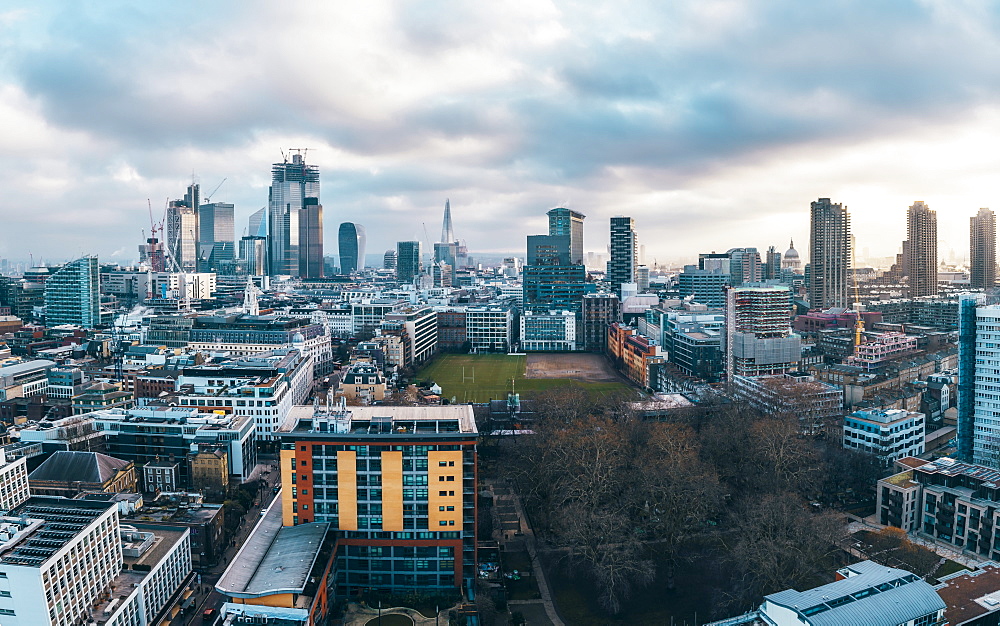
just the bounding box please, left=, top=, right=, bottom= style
left=520, top=310, right=576, bottom=352
left=877, top=457, right=1000, bottom=560
left=135, top=493, right=226, bottom=568
left=189, top=445, right=229, bottom=500
left=71, top=381, right=134, bottom=415
left=844, top=408, right=925, bottom=465
left=607, top=323, right=664, bottom=390
left=142, top=460, right=180, bottom=494
left=339, top=362, right=386, bottom=403
left=0, top=359, right=54, bottom=402
left=732, top=373, right=843, bottom=434
left=28, top=450, right=137, bottom=497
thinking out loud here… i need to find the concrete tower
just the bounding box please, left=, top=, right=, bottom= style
left=808, top=199, right=850, bottom=309
left=971, top=208, right=996, bottom=290
left=906, top=201, right=938, bottom=297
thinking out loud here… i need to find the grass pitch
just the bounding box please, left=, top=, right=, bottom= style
left=415, top=354, right=631, bottom=403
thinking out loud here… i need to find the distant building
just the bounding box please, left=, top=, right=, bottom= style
left=338, top=222, right=366, bottom=275
left=197, top=201, right=235, bottom=271
left=520, top=310, right=576, bottom=351
left=808, top=198, right=851, bottom=309
left=71, top=381, right=134, bottom=415
left=396, top=241, right=422, bottom=283
left=970, top=207, right=996, bottom=290
left=678, top=266, right=729, bottom=308
left=607, top=323, right=663, bottom=389
left=383, top=249, right=397, bottom=270
left=44, top=256, right=100, bottom=327
left=582, top=294, right=621, bottom=352
left=268, top=152, right=321, bottom=277
left=547, top=207, right=585, bottom=265
left=166, top=184, right=199, bottom=272
left=607, top=216, right=637, bottom=295
left=907, top=201, right=938, bottom=297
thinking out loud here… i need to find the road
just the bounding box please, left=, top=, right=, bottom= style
left=177, top=457, right=282, bottom=625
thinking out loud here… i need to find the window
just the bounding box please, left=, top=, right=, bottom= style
left=439, top=491, right=448, bottom=496
left=439, top=506, right=445, bottom=511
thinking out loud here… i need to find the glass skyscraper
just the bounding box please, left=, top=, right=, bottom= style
left=45, top=257, right=100, bottom=327
left=268, top=152, right=320, bottom=276
left=338, top=222, right=366, bottom=275
left=396, top=241, right=422, bottom=283
left=546, top=207, right=585, bottom=265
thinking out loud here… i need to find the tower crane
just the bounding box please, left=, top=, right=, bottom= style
left=204, top=177, right=227, bottom=203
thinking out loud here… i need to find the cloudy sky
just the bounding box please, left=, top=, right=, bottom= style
left=2, top=0, right=1000, bottom=268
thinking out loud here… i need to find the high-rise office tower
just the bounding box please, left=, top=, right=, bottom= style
left=248, top=207, right=267, bottom=238
left=971, top=208, right=996, bottom=290
left=547, top=208, right=585, bottom=265
left=268, top=152, right=320, bottom=276
left=197, top=202, right=235, bottom=271
left=396, top=241, right=422, bottom=283
left=727, top=247, right=762, bottom=286
left=808, top=198, right=851, bottom=309
left=45, top=256, right=100, bottom=327
left=338, top=222, right=366, bottom=275
left=239, top=236, right=267, bottom=276
left=906, top=201, right=938, bottom=297
left=441, top=199, right=455, bottom=243
left=725, top=285, right=799, bottom=381
left=764, top=246, right=782, bottom=280
left=607, top=216, right=637, bottom=295
left=298, top=198, right=324, bottom=278
left=166, top=183, right=200, bottom=272
left=383, top=249, right=397, bottom=270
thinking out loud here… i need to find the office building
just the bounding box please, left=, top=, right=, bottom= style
left=197, top=201, right=235, bottom=271
left=678, top=266, right=729, bottom=308
left=582, top=294, right=621, bottom=352
left=843, top=409, right=925, bottom=466
left=277, top=402, right=478, bottom=596
left=0, top=359, right=53, bottom=401
left=93, top=406, right=257, bottom=483
left=607, top=216, right=637, bottom=295
left=44, top=257, right=100, bottom=328
left=396, top=241, right=422, bottom=283
left=808, top=198, right=851, bottom=309
left=268, top=152, right=321, bottom=276
left=725, top=285, right=800, bottom=380
left=907, top=201, right=938, bottom=297
left=727, top=247, right=762, bottom=286
left=522, top=265, right=587, bottom=314
left=0, top=496, right=122, bottom=626
left=465, top=306, right=515, bottom=352
left=239, top=235, right=268, bottom=275
left=338, top=222, right=366, bottom=275
left=520, top=310, right=577, bottom=351
left=971, top=207, right=996, bottom=290
left=298, top=197, right=324, bottom=279
left=0, top=451, right=29, bottom=512
left=381, top=307, right=438, bottom=366
left=383, top=249, right=397, bottom=270
left=248, top=206, right=267, bottom=238
left=763, top=246, right=782, bottom=280
left=547, top=207, right=585, bottom=265
left=166, top=183, right=199, bottom=272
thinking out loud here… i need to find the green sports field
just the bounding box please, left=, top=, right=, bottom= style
left=415, top=354, right=631, bottom=403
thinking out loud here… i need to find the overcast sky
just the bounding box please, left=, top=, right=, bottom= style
left=2, top=1, right=1000, bottom=268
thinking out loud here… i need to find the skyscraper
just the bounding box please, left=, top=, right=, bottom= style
left=268, top=152, right=320, bottom=276
left=547, top=208, right=585, bottom=265
left=45, top=256, right=100, bottom=327
left=607, top=216, right=637, bottom=295
left=239, top=236, right=267, bottom=276
left=764, top=246, right=782, bottom=280
left=396, top=241, right=421, bottom=283
left=383, top=249, right=397, bottom=270
left=808, top=198, right=851, bottom=309
left=338, top=222, right=366, bottom=275
left=298, top=198, right=324, bottom=278
left=197, top=201, right=235, bottom=271
left=726, top=247, right=762, bottom=286
left=441, top=198, right=455, bottom=243
left=166, top=183, right=200, bottom=272
left=971, top=208, right=996, bottom=290
left=906, top=201, right=938, bottom=297
left=725, top=285, right=799, bottom=381
left=248, top=207, right=267, bottom=238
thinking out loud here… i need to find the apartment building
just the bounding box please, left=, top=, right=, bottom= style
left=844, top=409, right=925, bottom=466
left=277, top=401, right=478, bottom=596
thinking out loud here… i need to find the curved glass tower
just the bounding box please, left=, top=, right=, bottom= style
left=338, top=222, right=366, bottom=275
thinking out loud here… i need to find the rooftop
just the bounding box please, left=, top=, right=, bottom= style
left=216, top=501, right=329, bottom=600
left=0, top=496, right=116, bottom=567
left=280, top=403, right=478, bottom=437
left=765, top=560, right=945, bottom=626
left=29, top=451, right=131, bottom=484
left=934, top=564, right=1000, bottom=625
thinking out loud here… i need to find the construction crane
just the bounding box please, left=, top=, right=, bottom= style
left=204, top=177, right=227, bottom=203
left=852, top=243, right=865, bottom=355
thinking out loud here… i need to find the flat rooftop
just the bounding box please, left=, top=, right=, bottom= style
left=280, top=404, right=478, bottom=437
left=935, top=565, right=1000, bottom=624
left=216, top=502, right=329, bottom=601
left=0, top=497, right=115, bottom=567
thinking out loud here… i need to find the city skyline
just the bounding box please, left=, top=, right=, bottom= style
left=3, top=3, right=1000, bottom=265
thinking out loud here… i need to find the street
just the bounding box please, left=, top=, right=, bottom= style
left=177, top=456, right=282, bottom=625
